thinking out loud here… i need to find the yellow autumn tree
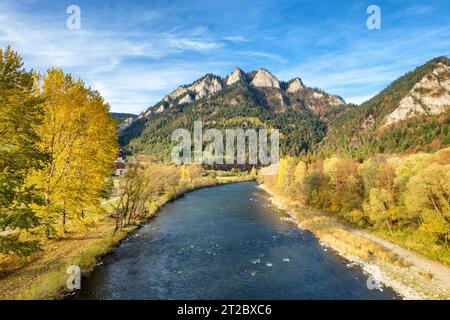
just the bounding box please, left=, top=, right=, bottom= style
left=363, top=188, right=398, bottom=234
left=276, top=157, right=296, bottom=197
left=180, top=164, right=204, bottom=186
left=323, top=157, right=340, bottom=185
left=405, top=163, right=450, bottom=247
left=358, top=157, right=381, bottom=197
left=29, top=69, right=118, bottom=235
left=292, top=160, right=307, bottom=200
left=250, top=166, right=257, bottom=178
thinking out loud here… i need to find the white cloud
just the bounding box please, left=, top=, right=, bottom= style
left=168, top=38, right=222, bottom=51
left=277, top=26, right=450, bottom=104
left=222, top=35, right=248, bottom=43
left=346, top=95, right=374, bottom=105
left=86, top=62, right=229, bottom=114
left=0, top=4, right=226, bottom=113
left=1, top=1, right=448, bottom=112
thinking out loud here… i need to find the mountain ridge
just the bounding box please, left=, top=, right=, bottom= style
left=119, top=57, right=450, bottom=161
left=119, top=67, right=346, bottom=131
left=118, top=66, right=344, bottom=158
left=319, top=56, right=450, bottom=159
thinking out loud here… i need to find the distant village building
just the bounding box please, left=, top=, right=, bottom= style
left=114, top=157, right=128, bottom=176
left=116, top=157, right=126, bottom=164
left=114, top=168, right=128, bottom=176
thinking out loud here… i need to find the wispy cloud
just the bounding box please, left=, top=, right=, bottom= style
left=0, top=0, right=448, bottom=112
left=277, top=23, right=450, bottom=103
left=222, top=35, right=249, bottom=43
left=0, top=1, right=229, bottom=112
left=87, top=63, right=227, bottom=113
left=168, top=38, right=222, bottom=51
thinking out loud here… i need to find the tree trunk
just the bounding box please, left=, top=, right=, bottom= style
left=62, top=211, right=67, bottom=234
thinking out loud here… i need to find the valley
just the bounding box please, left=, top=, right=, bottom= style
left=1, top=46, right=449, bottom=301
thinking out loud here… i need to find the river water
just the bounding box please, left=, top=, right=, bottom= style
left=74, top=182, right=399, bottom=300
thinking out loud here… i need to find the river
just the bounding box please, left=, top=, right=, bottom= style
left=74, top=182, right=399, bottom=300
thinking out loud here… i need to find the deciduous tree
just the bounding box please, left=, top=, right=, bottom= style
left=30, top=69, right=118, bottom=235
left=0, top=47, right=45, bottom=256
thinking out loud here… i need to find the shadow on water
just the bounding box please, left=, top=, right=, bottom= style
left=73, top=182, right=400, bottom=300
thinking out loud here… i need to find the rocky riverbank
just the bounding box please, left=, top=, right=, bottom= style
left=259, top=184, right=450, bottom=300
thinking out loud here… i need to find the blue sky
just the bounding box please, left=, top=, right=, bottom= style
left=0, top=0, right=449, bottom=113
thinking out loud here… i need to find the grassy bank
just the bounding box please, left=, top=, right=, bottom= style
left=259, top=183, right=450, bottom=300
left=0, top=174, right=255, bottom=300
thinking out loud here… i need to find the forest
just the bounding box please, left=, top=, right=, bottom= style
left=0, top=46, right=118, bottom=258
left=265, top=148, right=450, bottom=264
left=318, top=56, right=450, bottom=160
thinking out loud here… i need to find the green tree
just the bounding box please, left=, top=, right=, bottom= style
left=0, top=47, right=46, bottom=257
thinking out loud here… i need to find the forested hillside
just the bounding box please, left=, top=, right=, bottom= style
left=119, top=68, right=347, bottom=159
left=319, top=57, right=450, bottom=160
left=119, top=58, right=450, bottom=162
left=267, top=147, right=450, bottom=264
left=111, top=112, right=136, bottom=125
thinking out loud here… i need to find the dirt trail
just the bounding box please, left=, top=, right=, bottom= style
left=352, top=229, right=450, bottom=290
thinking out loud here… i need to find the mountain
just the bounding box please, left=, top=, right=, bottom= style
left=318, top=56, right=450, bottom=159
left=119, top=67, right=348, bottom=158
left=119, top=58, right=450, bottom=161
left=111, top=112, right=137, bottom=130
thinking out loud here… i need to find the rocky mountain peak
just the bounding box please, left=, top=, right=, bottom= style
left=168, top=86, right=188, bottom=100
left=287, top=78, right=305, bottom=93
left=384, top=62, right=450, bottom=126
left=251, top=69, right=280, bottom=89
left=179, top=94, right=194, bottom=104
left=226, top=67, right=246, bottom=85
left=164, top=74, right=223, bottom=104
left=188, top=74, right=223, bottom=100
left=135, top=66, right=346, bottom=123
